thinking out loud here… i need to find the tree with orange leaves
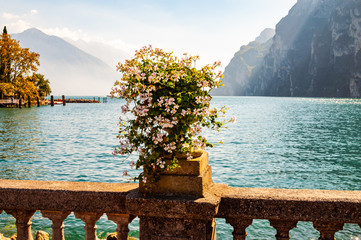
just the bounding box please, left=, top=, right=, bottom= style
left=0, top=26, right=50, bottom=100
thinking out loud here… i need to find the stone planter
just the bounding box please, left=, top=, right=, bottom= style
left=130, top=151, right=219, bottom=239
left=139, top=151, right=213, bottom=197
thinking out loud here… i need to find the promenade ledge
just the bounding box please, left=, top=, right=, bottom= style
left=1, top=179, right=361, bottom=240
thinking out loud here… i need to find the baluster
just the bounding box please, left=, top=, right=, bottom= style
left=106, top=213, right=135, bottom=240
left=41, top=210, right=71, bottom=240
left=74, top=212, right=103, bottom=240
left=313, top=221, right=344, bottom=240
left=269, top=219, right=297, bottom=240
left=226, top=218, right=253, bottom=240
left=6, top=210, right=36, bottom=240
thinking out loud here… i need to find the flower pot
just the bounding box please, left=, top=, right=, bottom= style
left=139, top=151, right=213, bottom=197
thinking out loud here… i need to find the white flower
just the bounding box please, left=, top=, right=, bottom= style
left=230, top=116, right=237, bottom=123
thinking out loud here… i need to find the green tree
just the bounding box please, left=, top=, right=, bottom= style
left=27, top=73, right=52, bottom=98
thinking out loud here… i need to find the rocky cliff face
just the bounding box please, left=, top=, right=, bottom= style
left=220, top=0, right=361, bottom=97
left=212, top=28, right=274, bottom=96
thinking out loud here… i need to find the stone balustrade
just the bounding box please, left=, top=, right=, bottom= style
left=0, top=179, right=361, bottom=239
left=216, top=186, right=361, bottom=240
left=0, top=180, right=138, bottom=240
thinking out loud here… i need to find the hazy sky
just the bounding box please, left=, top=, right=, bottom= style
left=1, top=0, right=297, bottom=68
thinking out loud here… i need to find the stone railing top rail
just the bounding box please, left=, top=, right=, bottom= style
left=1, top=179, right=361, bottom=221
left=217, top=186, right=361, bottom=223
left=1, top=180, right=361, bottom=239
left=221, top=186, right=361, bottom=202
left=0, top=179, right=138, bottom=213
left=0, top=179, right=137, bottom=192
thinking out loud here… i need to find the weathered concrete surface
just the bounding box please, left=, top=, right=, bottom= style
left=0, top=180, right=138, bottom=213
left=127, top=184, right=223, bottom=240
left=217, top=187, right=361, bottom=223
left=127, top=184, right=222, bottom=219
left=141, top=166, right=213, bottom=197
left=163, top=151, right=209, bottom=175
left=139, top=217, right=216, bottom=240
left=1, top=179, right=361, bottom=239
left=140, top=152, right=213, bottom=197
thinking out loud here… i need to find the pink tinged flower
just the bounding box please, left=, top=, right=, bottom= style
left=121, top=104, right=129, bottom=114
left=142, top=176, right=147, bottom=183
left=112, top=149, right=117, bottom=156
left=230, top=116, right=237, bottom=123
left=130, top=161, right=135, bottom=168
left=122, top=170, right=128, bottom=176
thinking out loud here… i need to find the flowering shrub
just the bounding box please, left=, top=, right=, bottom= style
left=111, top=46, right=232, bottom=186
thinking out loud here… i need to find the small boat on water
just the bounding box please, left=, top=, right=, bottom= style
left=48, top=99, right=63, bottom=105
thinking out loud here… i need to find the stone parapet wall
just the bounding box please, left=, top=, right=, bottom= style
left=0, top=179, right=361, bottom=239
left=0, top=180, right=138, bottom=213
left=217, top=186, right=361, bottom=222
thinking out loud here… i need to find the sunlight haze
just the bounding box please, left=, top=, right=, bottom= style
left=1, top=0, right=297, bottom=95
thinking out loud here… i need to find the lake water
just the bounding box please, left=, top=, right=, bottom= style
left=1, top=97, right=361, bottom=239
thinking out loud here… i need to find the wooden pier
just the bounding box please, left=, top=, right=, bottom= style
left=0, top=97, right=43, bottom=108
left=0, top=98, right=20, bottom=108
left=1, top=95, right=108, bottom=108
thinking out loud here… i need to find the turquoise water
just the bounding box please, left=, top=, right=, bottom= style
left=1, top=97, right=361, bottom=239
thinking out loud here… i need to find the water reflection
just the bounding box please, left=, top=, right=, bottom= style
left=1, top=97, right=361, bottom=239
left=0, top=107, right=46, bottom=179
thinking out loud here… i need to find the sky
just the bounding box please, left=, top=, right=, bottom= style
left=1, top=0, right=297, bottom=69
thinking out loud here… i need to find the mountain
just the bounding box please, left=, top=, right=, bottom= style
left=218, top=0, right=361, bottom=98
left=12, top=28, right=121, bottom=96
left=65, top=38, right=131, bottom=69
left=212, top=28, right=274, bottom=96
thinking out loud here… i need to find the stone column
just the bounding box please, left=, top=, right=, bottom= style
left=6, top=210, right=36, bottom=240
left=139, top=216, right=216, bottom=240
left=225, top=218, right=252, bottom=240
left=106, top=213, right=135, bottom=240
left=313, top=221, right=344, bottom=240
left=269, top=219, right=297, bottom=240
left=41, top=210, right=71, bottom=240
left=128, top=151, right=220, bottom=240
left=74, top=212, right=102, bottom=240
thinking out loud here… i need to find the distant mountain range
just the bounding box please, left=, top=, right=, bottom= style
left=65, top=38, right=130, bottom=69
left=214, top=0, right=361, bottom=98
left=12, top=28, right=130, bottom=96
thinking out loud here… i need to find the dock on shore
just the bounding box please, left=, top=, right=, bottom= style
left=0, top=95, right=107, bottom=108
